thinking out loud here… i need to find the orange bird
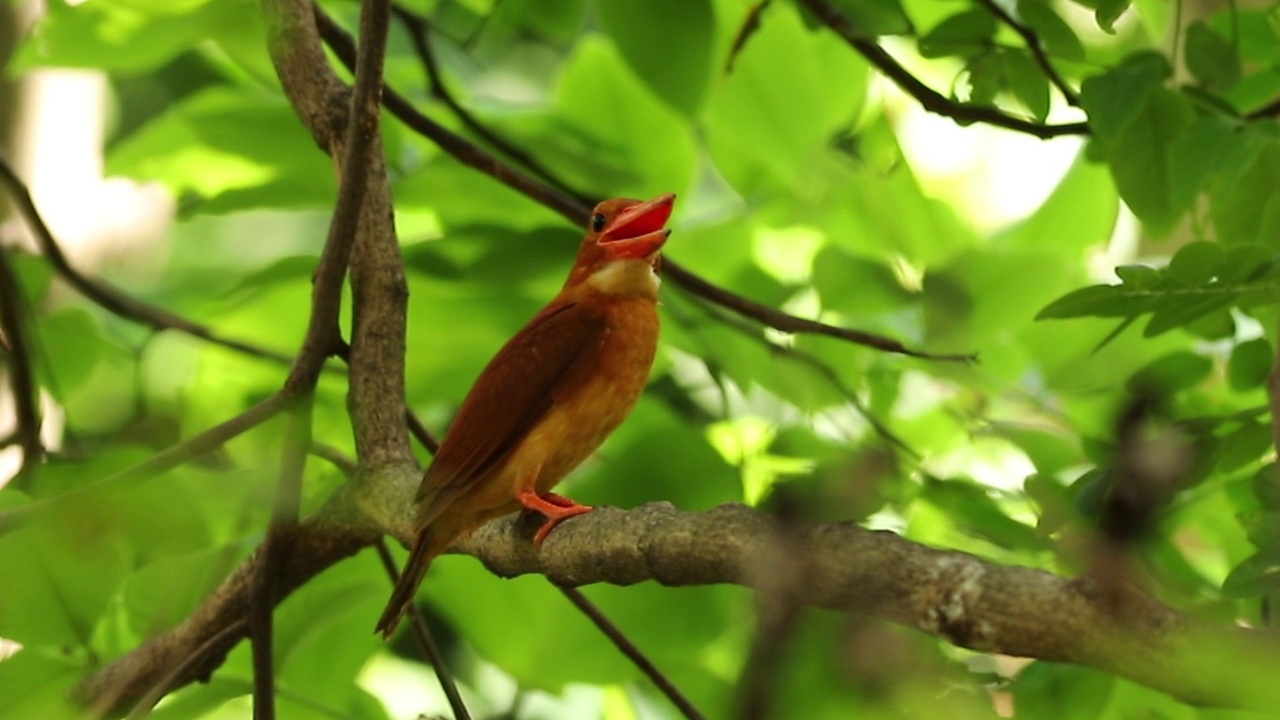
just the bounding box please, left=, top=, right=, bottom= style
left=375, top=193, right=676, bottom=637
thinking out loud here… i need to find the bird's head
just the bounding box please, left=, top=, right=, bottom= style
left=565, top=193, right=676, bottom=295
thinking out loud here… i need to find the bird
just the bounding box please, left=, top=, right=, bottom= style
left=375, top=193, right=676, bottom=638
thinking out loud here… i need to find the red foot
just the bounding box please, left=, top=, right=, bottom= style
left=517, top=490, right=593, bottom=545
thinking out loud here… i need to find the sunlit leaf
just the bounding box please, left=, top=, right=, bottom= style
left=597, top=0, right=714, bottom=116
left=1228, top=338, right=1273, bottom=392
left=917, top=10, right=997, bottom=59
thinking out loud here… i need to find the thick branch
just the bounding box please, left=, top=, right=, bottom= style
left=80, top=498, right=1280, bottom=714
left=269, top=0, right=410, bottom=467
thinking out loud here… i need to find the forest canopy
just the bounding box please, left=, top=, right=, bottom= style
left=2, top=0, right=1280, bottom=718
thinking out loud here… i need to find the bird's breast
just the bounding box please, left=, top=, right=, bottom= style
left=506, top=297, right=659, bottom=495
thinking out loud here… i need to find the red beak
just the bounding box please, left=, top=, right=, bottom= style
left=599, top=193, right=675, bottom=259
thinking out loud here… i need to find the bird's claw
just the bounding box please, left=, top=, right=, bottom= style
left=516, top=490, right=593, bottom=545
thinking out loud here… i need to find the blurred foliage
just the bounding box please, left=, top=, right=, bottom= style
left=3, top=0, right=1280, bottom=717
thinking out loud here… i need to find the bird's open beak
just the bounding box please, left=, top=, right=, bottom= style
left=599, top=193, right=675, bottom=259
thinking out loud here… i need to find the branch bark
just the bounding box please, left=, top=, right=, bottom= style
left=78, top=497, right=1280, bottom=715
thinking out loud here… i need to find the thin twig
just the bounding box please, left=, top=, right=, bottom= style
left=388, top=3, right=593, bottom=205
left=0, top=155, right=299, bottom=366
left=673, top=290, right=921, bottom=458
left=797, top=0, right=1089, bottom=138
left=0, top=391, right=291, bottom=537
left=1247, top=96, right=1280, bottom=120
left=559, top=586, right=706, bottom=720
left=405, top=408, right=440, bottom=454
left=724, top=1, right=772, bottom=74
left=253, top=398, right=315, bottom=720
left=971, top=0, right=1079, bottom=106
left=310, top=442, right=359, bottom=475
left=0, top=245, right=42, bottom=480
left=666, top=263, right=974, bottom=362
left=375, top=540, right=472, bottom=720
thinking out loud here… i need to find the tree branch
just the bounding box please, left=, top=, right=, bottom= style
left=796, top=0, right=1090, bottom=138
left=77, top=498, right=1280, bottom=715
left=0, top=244, right=42, bottom=480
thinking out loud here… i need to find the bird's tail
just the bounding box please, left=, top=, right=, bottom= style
left=374, top=526, right=449, bottom=638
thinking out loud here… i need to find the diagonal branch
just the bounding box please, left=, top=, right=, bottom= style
left=0, top=155, right=298, bottom=366
left=0, top=392, right=291, bottom=538
left=77, top=497, right=1280, bottom=716
left=797, top=0, right=1090, bottom=138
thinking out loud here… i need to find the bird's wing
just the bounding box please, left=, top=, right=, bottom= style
left=415, top=300, right=608, bottom=525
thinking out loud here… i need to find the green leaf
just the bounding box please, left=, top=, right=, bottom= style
left=1185, top=21, right=1241, bottom=91
left=1017, top=1, right=1086, bottom=61
left=1228, top=338, right=1273, bottom=391
left=1220, top=244, right=1275, bottom=282
left=552, top=36, right=697, bottom=197
left=597, top=0, right=714, bottom=117
left=1115, top=264, right=1160, bottom=288
left=1222, top=552, right=1280, bottom=598
left=1167, top=115, right=1237, bottom=212
left=1094, top=0, right=1132, bottom=32
left=1166, top=241, right=1223, bottom=285
left=11, top=252, right=53, bottom=305
left=14, top=0, right=250, bottom=74
left=1142, top=292, right=1236, bottom=337
left=221, top=255, right=319, bottom=302
left=965, top=51, right=1003, bottom=105
left=1251, top=464, right=1280, bottom=511
left=1079, top=52, right=1171, bottom=150
left=827, top=0, right=914, bottom=36
left=703, top=3, right=867, bottom=192
left=1003, top=49, right=1050, bottom=121
left=920, top=477, right=1048, bottom=551
left=1211, top=9, right=1280, bottom=64
left=1216, top=421, right=1273, bottom=474
left=1013, top=662, right=1115, bottom=719
left=0, top=650, right=82, bottom=720
left=1126, top=350, right=1212, bottom=394
left=918, top=10, right=997, bottom=59
left=1106, top=88, right=1196, bottom=235
left=1036, top=284, right=1145, bottom=319
left=1209, top=137, right=1280, bottom=247
left=35, top=308, right=105, bottom=399
left=811, top=247, right=914, bottom=316
left=108, top=87, right=337, bottom=214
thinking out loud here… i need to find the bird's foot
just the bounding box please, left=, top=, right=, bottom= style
left=516, top=490, right=593, bottom=545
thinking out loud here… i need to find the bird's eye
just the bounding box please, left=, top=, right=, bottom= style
left=591, top=213, right=607, bottom=232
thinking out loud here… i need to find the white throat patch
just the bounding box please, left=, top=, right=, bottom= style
left=586, top=259, right=661, bottom=296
